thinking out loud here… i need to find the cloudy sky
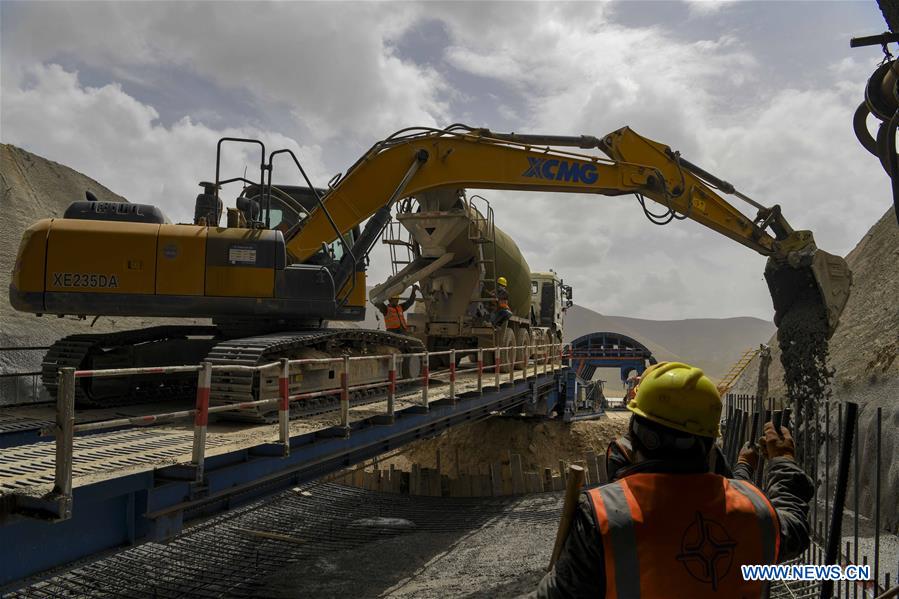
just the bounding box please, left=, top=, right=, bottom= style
left=1, top=1, right=890, bottom=321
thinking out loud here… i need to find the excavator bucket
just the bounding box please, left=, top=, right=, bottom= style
left=764, top=249, right=852, bottom=338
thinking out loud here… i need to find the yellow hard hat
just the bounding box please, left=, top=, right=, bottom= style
left=390, top=294, right=401, bottom=301
left=497, top=276, right=508, bottom=286
left=627, top=362, right=721, bottom=438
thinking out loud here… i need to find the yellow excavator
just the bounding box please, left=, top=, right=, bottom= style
left=9, top=125, right=852, bottom=420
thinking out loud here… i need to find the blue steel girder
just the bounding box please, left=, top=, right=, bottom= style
left=0, top=369, right=566, bottom=589
left=568, top=331, right=657, bottom=383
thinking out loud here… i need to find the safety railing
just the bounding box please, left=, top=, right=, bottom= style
left=37, top=341, right=569, bottom=519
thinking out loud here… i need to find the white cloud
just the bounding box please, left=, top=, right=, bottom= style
left=684, top=0, right=740, bottom=16
left=1, top=2, right=449, bottom=145
left=2, top=64, right=326, bottom=223
left=425, top=3, right=887, bottom=319
left=1, top=1, right=889, bottom=322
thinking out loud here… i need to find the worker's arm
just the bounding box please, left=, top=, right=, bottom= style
left=758, top=423, right=815, bottom=562
left=374, top=302, right=388, bottom=316
left=733, top=442, right=760, bottom=482
left=766, top=456, right=814, bottom=561
left=400, top=287, right=418, bottom=311
left=532, top=493, right=605, bottom=599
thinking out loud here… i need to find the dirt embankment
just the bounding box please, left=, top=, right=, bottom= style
left=384, top=413, right=631, bottom=476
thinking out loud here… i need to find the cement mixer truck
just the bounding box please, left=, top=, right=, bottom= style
left=370, top=188, right=573, bottom=370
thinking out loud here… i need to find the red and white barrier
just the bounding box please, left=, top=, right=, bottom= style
left=191, top=362, right=212, bottom=481
left=421, top=352, right=430, bottom=409
left=279, top=358, right=290, bottom=455
left=449, top=349, right=456, bottom=401
left=339, top=355, right=350, bottom=431
left=387, top=354, right=397, bottom=421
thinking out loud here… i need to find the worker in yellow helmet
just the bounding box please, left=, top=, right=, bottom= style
left=491, top=276, right=512, bottom=327
left=533, top=362, right=813, bottom=598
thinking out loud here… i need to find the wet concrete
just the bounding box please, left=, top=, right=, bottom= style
left=776, top=283, right=834, bottom=459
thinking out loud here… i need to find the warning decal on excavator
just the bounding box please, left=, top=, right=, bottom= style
left=522, top=157, right=598, bottom=184
left=228, top=245, right=257, bottom=265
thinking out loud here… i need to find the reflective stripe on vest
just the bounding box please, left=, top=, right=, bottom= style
left=731, top=479, right=780, bottom=566
left=587, top=472, right=780, bottom=598
left=385, top=305, right=407, bottom=331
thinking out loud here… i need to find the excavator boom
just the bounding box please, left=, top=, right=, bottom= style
left=287, top=125, right=851, bottom=335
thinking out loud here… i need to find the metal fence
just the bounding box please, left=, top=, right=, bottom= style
left=722, top=393, right=895, bottom=598
left=0, top=346, right=50, bottom=406
left=28, top=341, right=568, bottom=521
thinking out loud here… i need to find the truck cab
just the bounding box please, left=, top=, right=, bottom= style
left=530, top=270, right=573, bottom=340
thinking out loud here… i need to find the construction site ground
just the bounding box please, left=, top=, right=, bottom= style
left=11, top=469, right=896, bottom=598
left=9, top=482, right=563, bottom=598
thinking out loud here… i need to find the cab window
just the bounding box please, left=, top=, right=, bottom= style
left=329, top=230, right=355, bottom=261
left=267, top=197, right=305, bottom=233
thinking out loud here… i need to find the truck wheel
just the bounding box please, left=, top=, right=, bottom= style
left=532, top=329, right=547, bottom=359
left=498, top=327, right=516, bottom=373
left=429, top=353, right=450, bottom=369
left=402, top=354, right=422, bottom=380
left=515, top=328, right=531, bottom=370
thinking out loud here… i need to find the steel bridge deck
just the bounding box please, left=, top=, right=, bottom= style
left=0, top=368, right=565, bottom=588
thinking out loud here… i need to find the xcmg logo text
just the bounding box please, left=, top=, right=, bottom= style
left=522, top=158, right=598, bottom=184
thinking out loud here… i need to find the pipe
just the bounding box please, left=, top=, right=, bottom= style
left=479, top=130, right=602, bottom=149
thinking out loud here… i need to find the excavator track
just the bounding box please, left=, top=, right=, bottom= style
left=207, top=329, right=424, bottom=423
left=42, top=326, right=221, bottom=407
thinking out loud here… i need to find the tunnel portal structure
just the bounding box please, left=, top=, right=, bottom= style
left=569, top=331, right=657, bottom=384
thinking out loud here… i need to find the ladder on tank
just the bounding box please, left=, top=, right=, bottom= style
left=716, top=347, right=761, bottom=395
left=381, top=206, right=418, bottom=277
left=465, top=194, right=499, bottom=309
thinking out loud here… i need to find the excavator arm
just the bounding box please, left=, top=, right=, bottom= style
left=286, top=125, right=851, bottom=334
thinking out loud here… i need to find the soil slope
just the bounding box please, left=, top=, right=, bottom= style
left=0, top=144, right=205, bottom=395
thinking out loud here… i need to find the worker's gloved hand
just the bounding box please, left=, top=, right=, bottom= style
left=758, top=422, right=795, bottom=461
left=737, top=443, right=759, bottom=470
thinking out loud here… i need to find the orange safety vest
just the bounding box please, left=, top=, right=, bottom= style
left=588, top=472, right=780, bottom=599
left=496, top=288, right=510, bottom=311
left=385, top=305, right=408, bottom=331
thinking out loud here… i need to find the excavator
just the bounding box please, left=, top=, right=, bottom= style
left=9, top=125, right=852, bottom=421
